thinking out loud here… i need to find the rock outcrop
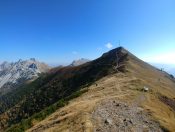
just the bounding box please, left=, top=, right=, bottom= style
left=0, top=58, right=50, bottom=95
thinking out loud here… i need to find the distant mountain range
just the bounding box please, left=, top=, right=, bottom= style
left=70, top=58, right=90, bottom=66
left=0, top=57, right=174, bottom=97
left=0, top=58, right=50, bottom=95
left=0, top=58, right=90, bottom=96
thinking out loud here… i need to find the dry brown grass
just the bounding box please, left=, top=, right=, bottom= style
left=27, top=56, right=175, bottom=132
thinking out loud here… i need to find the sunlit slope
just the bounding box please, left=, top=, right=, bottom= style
left=28, top=48, right=175, bottom=132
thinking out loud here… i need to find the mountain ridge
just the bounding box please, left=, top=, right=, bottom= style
left=0, top=47, right=175, bottom=132
left=0, top=47, right=128, bottom=131
left=28, top=47, right=175, bottom=132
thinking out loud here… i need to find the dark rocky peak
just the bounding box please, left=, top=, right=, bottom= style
left=28, top=63, right=38, bottom=69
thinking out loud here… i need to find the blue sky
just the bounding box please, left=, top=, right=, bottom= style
left=0, top=0, right=175, bottom=66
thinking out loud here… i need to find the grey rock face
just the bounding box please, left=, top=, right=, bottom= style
left=0, top=59, right=50, bottom=94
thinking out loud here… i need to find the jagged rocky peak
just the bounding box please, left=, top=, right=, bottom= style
left=14, top=58, right=49, bottom=72
left=70, top=58, right=90, bottom=66
left=0, top=58, right=50, bottom=93
left=0, top=61, right=12, bottom=70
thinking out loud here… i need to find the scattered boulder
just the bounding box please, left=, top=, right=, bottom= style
left=105, top=119, right=112, bottom=125
left=143, top=86, right=149, bottom=92
left=92, top=99, right=163, bottom=132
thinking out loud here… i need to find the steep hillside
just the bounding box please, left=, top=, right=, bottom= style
left=27, top=48, right=175, bottom=132
left=0, top=47, right=128, bottom=131
left=1, top=47, right=175, bottom=132
left=0, top=58, right=50, bottom=95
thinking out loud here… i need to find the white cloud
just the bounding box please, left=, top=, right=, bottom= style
left=72, top=51, right=78, bottom=55
left=105, top=43, right=113, bottom=49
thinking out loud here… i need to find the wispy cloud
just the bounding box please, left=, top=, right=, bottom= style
left=105, top=43, right=113, bottom=49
